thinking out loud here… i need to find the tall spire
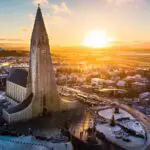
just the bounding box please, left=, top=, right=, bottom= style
left=31, top=5, right=48, bottom=46
left=27, top=5, right=60, bottom=117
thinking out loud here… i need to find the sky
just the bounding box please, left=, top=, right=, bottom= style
left=1, top=0, right=150, bottom=47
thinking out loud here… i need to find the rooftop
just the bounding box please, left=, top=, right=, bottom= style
left=7, top=69, right=28, bottom=88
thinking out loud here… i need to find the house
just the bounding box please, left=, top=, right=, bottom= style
left=116, top=80, right=126, bottom=88
left=139, top=92, right=150, bottom=99
left=91, top=78, right=104, bottom=86
left=104, top=80, right=115, bottom=86
left=132, top=82, right=147, bottom=92
left=139, top=92, right=150, bottom=105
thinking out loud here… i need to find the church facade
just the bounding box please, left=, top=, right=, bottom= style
left=2, top=6, right=60, bottom=123
left=6, top=68, right=28, bottom=102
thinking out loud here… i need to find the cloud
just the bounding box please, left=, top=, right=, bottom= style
left=21, top=27, right=30, bottom=33
left=0, top=38, right=23, bottom=41
left=29, top=13, right=34, bottom=21
left=49, top=15, right=65, bottom=24
left=0, top=38, right=24, bottom=44
left=50, top=2, right=72, bottom=15
left=107, top=0, right=145, bottom=6
left=31, top=1, right=71, bottom=25
left=45, top=2, right=72, bottom=24
left=33, top=0, right=48, bottom=5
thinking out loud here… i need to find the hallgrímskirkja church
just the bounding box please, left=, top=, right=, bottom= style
left=3, top=5, right=61, bottom=123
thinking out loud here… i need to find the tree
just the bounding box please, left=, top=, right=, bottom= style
left=110, top=114, right=116, bottom=126
left=114, top=105, right=119, bottom=114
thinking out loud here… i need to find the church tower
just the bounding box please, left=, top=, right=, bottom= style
left=27, top=5, right=60, bottom=117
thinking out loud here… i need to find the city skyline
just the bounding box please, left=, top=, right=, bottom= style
left=1, top=0, right=150, bottom=47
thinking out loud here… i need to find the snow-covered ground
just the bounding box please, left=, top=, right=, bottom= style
left=119, top=120, right=145, bottom=136
left=0, top=91, right=18, bottom=107
left=0, top=135, right=73, bottom=150
left=0, top=91, right=5, bottom=100
left=98, top=108, right=135, bottom=120
left=96, top=124, right=146, bottom=150
left=98, top=108, right=146, bottom=135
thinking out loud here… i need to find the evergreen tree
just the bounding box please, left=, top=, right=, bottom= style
left=110, top=114, right=116, bottom=126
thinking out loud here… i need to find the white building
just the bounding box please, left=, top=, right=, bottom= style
left=139, top=92, right=150, bottom=100
left=116, top=80, right=126, bottom=88
left=132, top=82, right=147, bottom=92
left=91, top=78, right=104, bottom=86
left=6, top=68, right=28, bottom=102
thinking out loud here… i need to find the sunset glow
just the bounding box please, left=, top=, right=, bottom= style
left=82, top=30, right=114, bottom=48
left=0, top=0, right=150, bottom=47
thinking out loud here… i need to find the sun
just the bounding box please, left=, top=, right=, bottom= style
left=82, top=30, right=114, bottom=48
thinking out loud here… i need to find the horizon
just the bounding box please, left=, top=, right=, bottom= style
left=1, top=41, right=150, bottom=51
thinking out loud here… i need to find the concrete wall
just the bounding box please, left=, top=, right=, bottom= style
left=2, top=102, right=32, bottom=123
left=6, top=81, right=27, bottom=102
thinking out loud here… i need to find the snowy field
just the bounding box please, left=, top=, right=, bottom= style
left=0, top=91, right=18, bottom=108
left=98, top=108, right=135, bottom=120
left=119, top=120, right=145, bottom=136
left=96, top=124, right=146, bottom=150
left=0, top=91, right=5, bottom=100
